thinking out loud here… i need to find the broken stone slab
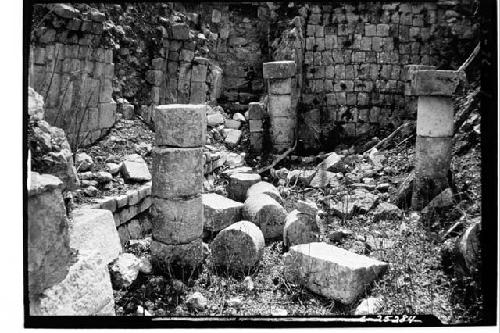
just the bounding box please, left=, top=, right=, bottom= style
left=228, top=172, right=261, bottom=202
left=121, top=154, right=152, bottom=182
left=210, top=221, right=265, bottom=273
left=284, top=242, right=389, bottom=304
left=246, top=181, right=283, bottom=204
left=372, top=202, right=403, bottom=223
left=317, top=152, right=344, bottom=173
left=151, top=147, right=203, bottom=199
left=287, top=169, right=316, bottom=186
left=151, top=239, right=203, bottom=274
left=263, top=61, right=296, bottom=79
left=224, top=129, right=242, bottom=147
left=154, top=104, right=206, bottom=148
left=202, top=193, right=244, bottom=232
left=151, top=196, right=203, bottom=245
left=70, top=209, right=122, bottom=264
left=37, top=250, right=115, bottom=316
left=109, top=253, right=142, bottom=290
left=243, top=193, right=286, bottom=240
left=354, top=296, right=384, bottom=315
left=310, top=170, right=341, bottom=188
left=233, top=113, right=246, bottom=122
left=283, top=209, right=320, bottom=249
left=28, top=172, right=71, bottom=299
left=410, top=70, right=463, bottom=96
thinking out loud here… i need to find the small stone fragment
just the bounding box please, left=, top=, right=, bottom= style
left=109, top=253, right=142, bottom=289
left=283, top=209, right=320, bottom=249
left=246, top=181, right=283, bottom=204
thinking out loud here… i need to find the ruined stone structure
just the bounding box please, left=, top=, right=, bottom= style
left=263, top=61, right=297, bottom=153
left=29, top=4, right=116, bottom=148
left=410, top=69, right=462, bottom=209
left=151, top=105, right=206, bottom=275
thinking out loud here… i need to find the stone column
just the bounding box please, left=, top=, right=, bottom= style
left=263, top=61, right=297, bottom=153
left=409, top=70, right=462, bottom=209
left=151, top=104, right=206, bottom=277
left=403, top=65, right=436, bottom=120
left=248, top=102, right=265, bottom=152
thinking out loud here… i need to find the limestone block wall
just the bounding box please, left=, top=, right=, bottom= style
left=291, top=0, right=478, bottom=147
left=29, top=4, right=116, bottom=148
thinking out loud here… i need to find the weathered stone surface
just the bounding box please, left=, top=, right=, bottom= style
left=51, top=3, right=79, bottom=19
left=228, top=172, right=261, bottom=202
left=154, top=104, right=206, bottom=148
left=243, top=193, right=286, bottom=240
left=416, top=96, right=454, bottom=137
left=287, top=169, right=316, bottom=186
left=410, top=70, right=462, bottom=96
left=297, top=200, right=319, bottom=217
left=211, top=221, right=265, bottom=273
left=28, top=87, right=44, bottom=120
left=121, top=154, right=152, bottom=182
left=268, top=95, right=292, bottom=117
left=332, top=190, right=378, bottom=218
left=248, top=102, right=265, bottom=120
left=393, top=171, right=415, bottom=208
left=354, top=297, right=384, bottom=315
left=225, top=119, right=242, bottom=129
left=28, top=172, right=71, bottom=299
left=152, top=146, right=202, bottom=198
left=310, top=170, right=341, bottom=188
left=171, top=23, right=190, bottom=40
left=38, top=251, right=115, bottom=316
left=207, top=113, right=224, bottom=127
left=372, top=202, right=403, bottom=223
left=458, top=218, right=481, bottom=273
left=70, top=209, right=122, bottom=264
left=284, top=242, right=389, bottom=304
left=317, top=152, right=344, bottom=172
left=269, top=78, right=292, bottom=94
left=224, top=129, right=242, bottom=147
left=151, top=196, right=203, bottom=244
left=202, top=193, right=244, bottom=232
left=151, top=239, right=203, bottom=273
left=284, top=210, right=320, bottom=248
left=263, top=61, right=296, bottom=79
left=186, top=291, right=208, bottom=310
left=221, top=166, right=253, bottom=178
left=246, top=181, right=283, bottom=204
left=109, top=253, right=142, bottom=289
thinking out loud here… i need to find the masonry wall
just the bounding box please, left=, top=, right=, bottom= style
left=29, top=4, right=116, bottom=148
left=294, top=1, right=478, bottom=149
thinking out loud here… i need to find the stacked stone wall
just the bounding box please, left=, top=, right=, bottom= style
left=29, top=4, right=116, bottom=148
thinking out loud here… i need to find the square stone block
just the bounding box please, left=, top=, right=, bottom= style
left=154, top=104, right=206, bottom=147
left=151, top=147, right=203, bottom=199
left=269, top=78, right=292, bottom=95
left=410, top=70, right=462, bottom=96
left=270, top=116, right=296, bottom=144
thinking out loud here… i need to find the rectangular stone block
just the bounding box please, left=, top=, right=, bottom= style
left=263, top=61, right=296, bottom=79
left=410, top=70, right=461, bottom=96
left=191, top=64, right=207, bottom=82
left=416, top=96, right=454, bottom=137
left=99, top=79, right=113, bottom=103
left=151, top=147, right=203, bottom=199
left=250, top=133, right=263, bottom=151
left=151, top=196, right=203, bottom=244
left=171, top=23, right=190, bottom=40
left=189, top=81, right=207, bottom=104
left=202, top=193, right=244, bottom=232
left=154, top=104, right=206, bottom=147
left=284, top=242, right=388, bottom=304
left=269, top=78, right=292, bottom=95
left=415, top=136, right=453, bottom=180
left=270, top=116, right=295, bottom=144
left=98, top=102, right=116, bottom=128
left=268, top=94, right=292, bottom=117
